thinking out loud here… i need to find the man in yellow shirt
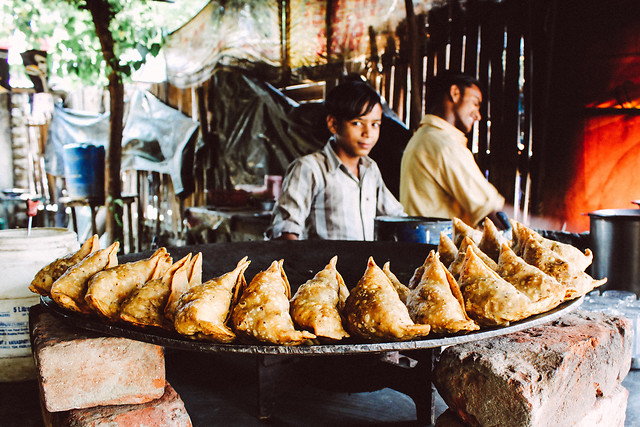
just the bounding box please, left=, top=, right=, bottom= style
left=399, top=72, right=508, bottom=228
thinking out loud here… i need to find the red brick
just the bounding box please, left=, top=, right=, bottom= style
left=29, top=305, right=165, bottom=412
left=435, top=384, right=629, bottom=427
left=434, top=310, right=632, bottom=426
left=575, top=384, right=628, bottom=427
left=45, top=381, right=191, bottom=427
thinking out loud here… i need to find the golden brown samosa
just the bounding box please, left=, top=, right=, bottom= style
left=478, top=217, right=508, bottom=263
left=30, top=235, right=99, bottom=296
left=438, top=232, right=458, bottom=268
left=509, top=219, right=530, bottom=256
left=459, top=247, right=534, bottom=326
left=290, top=256, right=350, bottom=341
left=85, top=247, right=172, bottom=320
left=231, top=260, right=315, bottom=345
left=343, top=257, right=431, bottom=342
left=496, top=243, right=564, bottom=314
left=174, top=257, right=251, bottom=343
left=521, top=236, right=606, bottom=300
left=511, top=220, right=593, bottom=271
left=49, top=241, right=119, bottom=313
left=406, top=250, right=479, bottom=334
left=164, top=252, right=203, bottom=322
left=382, top=262, right=411, bottom=305
left=453, top=217, right=482, bottom=248
left=449, top=236, right=498, bottom=280
left=408, top=255, right=428, bottom=290
left=119, top=254, right=192, bottom=329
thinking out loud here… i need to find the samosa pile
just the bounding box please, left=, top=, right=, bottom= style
left=31, top=215, right=602, bottom=344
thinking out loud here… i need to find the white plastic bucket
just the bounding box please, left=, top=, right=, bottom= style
left=0, top=228, right=79, bottom=381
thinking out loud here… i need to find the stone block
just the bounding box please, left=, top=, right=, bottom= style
left=29, top=305, right=165, bottom=412
left=434, top=310, right=632, bottom=426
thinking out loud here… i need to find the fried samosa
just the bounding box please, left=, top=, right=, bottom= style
left=30, top=235, right=99, bottom=296
left=509, top=219, right=530, bottom=256
left=343, top=257, right=431, bottom=342
left=511, top=220, right=593, bottom=271
left=85, top=247, right=172, bottom=320
left=453, top=217, right=482, bottom=247
left=521, top=236, right=606, bottom=300
left=478, top=217, right=508, bottom=263
left=383, top=262, right=411, bottom=304
left=408, top=256, right=428, bottom=290
left=290, top=256, right=350, bottom=341
left=496, top=243, right=564, bottom=314
left=438, top=232, right=458, bottom=268
left=459, top=247, right=534, bottom=326
left=449, top=236, right=498, bottom=280
left=164, top=252, right=203, bottom=322
left=119, top=254, right=192, bottom=329
left=231, top=260, right=315, bottom=345
left=406, top=250, right=479, bottom=334
left=174, top=257, right=251, bottom=343
left=49, top=241, right=119, bottom=313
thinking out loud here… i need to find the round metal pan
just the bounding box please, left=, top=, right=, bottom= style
left=41, top=295, right=583, bottom=355
left=40, top=240, right=584, bottom=355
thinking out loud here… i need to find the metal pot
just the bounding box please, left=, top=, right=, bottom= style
left=589, top=209, right=640, bottom=293
left=374, top=216, right=452, bottom=245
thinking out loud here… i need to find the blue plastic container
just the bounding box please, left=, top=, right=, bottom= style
left=375, top=216, right=453, bottom=245
left=62, top=143, right=105, bottom=201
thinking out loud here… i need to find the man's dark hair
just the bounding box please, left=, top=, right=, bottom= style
left=427, top=71, right=482, bottom=112
left=325, top=79, right=381, bottom=122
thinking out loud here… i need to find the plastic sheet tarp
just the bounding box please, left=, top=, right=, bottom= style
left=164, top=1, right=280, bottom=89
left=45, top=90, right=199, bottom=196
left=163, top=0, right=427, bottom=88
left=45, top=106, right=110, bottom=176
left=204, top=69, right=327, bottom=189
left=121, top=90, right=199, bottom=195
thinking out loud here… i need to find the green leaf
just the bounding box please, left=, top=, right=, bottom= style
left=149, top=43, right=161, bottom=57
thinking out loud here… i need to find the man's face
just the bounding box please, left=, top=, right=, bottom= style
left=453, top=84, right=482, bottom=134
left=328, top=103, right=382, bottom=159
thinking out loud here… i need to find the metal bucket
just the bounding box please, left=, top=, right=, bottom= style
left=374, top=216, right=452, bottom=245
left=589, top=209, right=640, bottom=293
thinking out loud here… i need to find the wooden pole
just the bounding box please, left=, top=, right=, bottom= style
left=85, top=0, right=124, bottom=249
left=405, top=0, right=423, bottom=130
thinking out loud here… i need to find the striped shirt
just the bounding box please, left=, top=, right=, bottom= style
left=268, top=141, right=406, bottom=240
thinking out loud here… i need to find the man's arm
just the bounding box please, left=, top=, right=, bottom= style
left=486, top=209, right=511, bottom=231
left=485, top=204, right=559, bottom=231
left=276, top=232, right=299, bottom=240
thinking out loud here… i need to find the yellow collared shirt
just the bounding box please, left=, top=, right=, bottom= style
left=399, top=114, right=504, bottom=226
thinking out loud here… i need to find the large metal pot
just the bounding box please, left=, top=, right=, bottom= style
left=374, top=216, right=452, bottom=245
left=589, top=209, right=640, bottom=293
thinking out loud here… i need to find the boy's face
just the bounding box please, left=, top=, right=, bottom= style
left=327, top=103, right=383, bottom=160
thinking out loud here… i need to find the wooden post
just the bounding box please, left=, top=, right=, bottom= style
left=85, top=0, right=124, bottom=249
left=405, top=0, right=423, bottom=130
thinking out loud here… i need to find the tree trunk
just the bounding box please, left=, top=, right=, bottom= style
left=85, top=0, right=124, bottom=249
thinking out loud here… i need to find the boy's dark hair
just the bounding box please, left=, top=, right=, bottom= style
left=427, top=71, right=482, bottom=112
left=324, top=79, right=381, bottom=122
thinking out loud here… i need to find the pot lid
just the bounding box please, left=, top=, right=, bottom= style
left=588, top=209, right=640, bottom=219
